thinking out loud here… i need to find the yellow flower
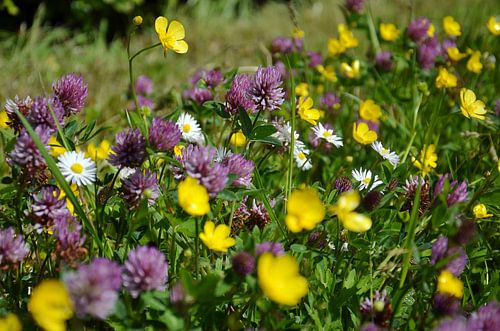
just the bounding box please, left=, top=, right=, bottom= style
left=0, top=111, right=10, bottom=129
left=338, top=24, right=359, bottom=49
left=285, top=187, right=325, bottom=233
left=293, top=28, right=305, bottom=39
left=412, top=144, right=438, bottom=176
left=174, top=145, right=184, bottom=157
left=330, top=191, right=372, bottom=232
left=155, top=16, right=188, bottom=54
left=49, top=137, right=67, bottom=158
left=316, top=65, right=337, bottom=82
left=230, top=130, right=247, bottom=147
left=28, top=279, right=73, bottom=331
left=427, top=23, right=435, bottom=37
left=55, top=184, right=78, bottom=216
left=340, top=60, right=360, bottom=79
left=352, top=122, right=377, bottom=145
left=473, top=204, right=493, bottom=219
left=466, top=51, right=483, bottom=74
left=178, top=177, right=210, bottom=216
left=435, top=67, right=457, bottom=89
left=447, top=47, right=467, bottom=62
left=379, top=23, right=400, bottom=41
left=328, top=38, right=346, bottom=56
left=86, top=140, right=111, bottom=161
left=297, top=96, right=321, bottom=126
left=359, top=99, right=381, bottom=122
left=442, top=16, right=461, bottom=37
left=0, top=313, right=22, bottom=331
left=295, top=83, right=309, bottom=97
left=132, top=15, right=143, bottom=26
left=199, top=221, right=235, bottom=252
left=486, top=16, right=500, bottom=35
left=437, top=270, right=463, bottom=298
left=460, top=88, right=487, bottom=120
left=257, top=253, right=308, bottom=305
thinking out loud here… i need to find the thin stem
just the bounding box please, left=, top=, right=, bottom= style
left=285, top=56, right=296, bottom=212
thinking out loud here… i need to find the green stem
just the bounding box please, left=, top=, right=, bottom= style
left=285, top=56, right=296, bottom=212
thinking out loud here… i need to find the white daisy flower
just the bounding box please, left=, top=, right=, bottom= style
left=294, top=141, right=312, bottom=170
left=215, top=146, right=232, bottom=162
left=352, top=167, right=383, bottom=190
left=312, top=123, right=343, bottom=147
left=176, top=112, right=204, bottom=144
left=272, top=121, right=299, bottom=145
left=57, top=151, right=96, bottom=186
left=118, top=167, right=136, bottom=179
left=371, top=141, right=400, bottom=168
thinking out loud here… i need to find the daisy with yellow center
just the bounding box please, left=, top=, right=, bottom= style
left=154, top=16, right=188, bottom=55
left=312, top=123, right=343, bottom=147
left=176, top=112, right=204, bottom=144
left=371, top=141, right=399, bottom=167
left=57, top=151, right=96, bottom=186
left=352, top=167, right=383, bottom=191
left=294, top=141, right=312, bottom=171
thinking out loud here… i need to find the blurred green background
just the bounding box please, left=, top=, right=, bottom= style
left=0, top=0, right=498, bottom=126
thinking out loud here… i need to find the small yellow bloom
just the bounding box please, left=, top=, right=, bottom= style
left=293, top=28, right=305, bottom=39
left=443, top=16, right=461, bottom=37
left=56, top=184, right=78, bottom=216
left=257, top=253, right=308, bottom=305
left=199, top=221, right=236, bottom=252
left=340, top=60, right=360, bottom=79
left=86, top=140, right=111, bottom=161
left=295, top=83, right=309, bottom=97
left=155, top=16, right=188, bottom=55
left=427, top=23, right=435, bottom=37
left=359, top=99, right=381, bottom=122
left=435, top=67, right=457, bottom=89
left=466, top=51, right=483, bottom=74
left=174, top=145, right=184, bottom=157
left=297, top=96, right=321, bottom=126
left=460, top=88, right=487, bottom=120
left=178, top=177, right=210, bottom=216
left=486, top=16, right=500, bottom=35
left=379, top=23, right=400, bottom=41
left=132, top=15, right=143, bottom=26
left=473, top=204, right=493, bottom=219
left=328, top=38, right=346, bottom=56
left=28, top=279, right=74, bottom=331
left=0, top=313, right=22, bottom=331
left=330, top=191, right=372, bottom=232
left=338, top=24, right=359, bottom=49
left=316, top=65, right=337, bottom=82
left=230, top=130, right=247, bottom=147
left=412, top=144, right=438, bottom=176
left=352, top=122, right=377, bottom=145
left=447, top=47, right=468, bottom=62
left=285, top=187, right=325, bottom=233
left=49, top=137, right=67, bottom=158
left=0, top=111, right=10, bottom=129
left=437, top=270, right=463, bottom=298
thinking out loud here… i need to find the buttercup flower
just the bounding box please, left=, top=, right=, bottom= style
left=330, top=191, right=372, bottom=232
left=230, top=131, right=246, bottom=146
left=155, top=16, right=188, bottom=54
left=466, top=51, right=483, bottom=74
left=316, top=65, right=337, bottom=82
left=486, top=16, right=500, bottom=35
left=178, top=177, right=210, bottom=216
left=352, top=168, right=383, bottom=190
left=0, top=110, right=10, bottom=128
left=359, top=99, right=381, bottom=122
left=437, top=270, right=463, bottom=298
left=338, top=24, right=359, bottom=49
left=460, top=88, right=487, bottom=120
left=312, top=123, right=343, bottom=147
left=413, top=144, right=438, bottom=176
left=371, top=141, right=399, bottom=167
left=435, top=67, right=457, bottom=89
left=57, top=151, right=96, bottom=186
left=86, top=140, right=111, bottom=161
left=257, top=253, right=308, bottom=305
left=297, top=96, right=321, bottom=125
left=0, top=313, right=21, bottom=331
left=176, top=112, right=204, bottom=144
left=28, top=279, right=74, bottom=331
left=328, top=38, right=346, bottom=56
left=49, top=136, right=67, bottom=158
left=447, top=47, right=468, bottom=61
left=340, top=60, right=360, bottom=79
left=379, top=23, right=400, bottom=41
left=199, top=221, right=236, bottom=252
left=353, top=122, right=377, bottom=145
left=295, top=83, right=309, bottom=97
left=132, top=15, right=143, bottom=26
left=285, top=187, right=325, bottom=233
left=473, top=204, right=492, bottom=219
left=443, top=16, right=461, bottom=37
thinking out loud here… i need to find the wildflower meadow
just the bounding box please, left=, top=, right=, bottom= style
left=0, top=1, right=499, bottom=330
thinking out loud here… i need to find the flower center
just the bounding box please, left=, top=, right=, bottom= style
left=71, top=163, right=84, bottom=174
left=323, top=131, right=332, bottom=138
left=298, top=152, right=306, bottom=160
left=362, top=177, right=371, bottom=185
left=381, top=148, right=389, bottom=155
left=183, top=124, right=191, bottom=133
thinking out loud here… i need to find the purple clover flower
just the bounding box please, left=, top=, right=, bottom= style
left=320, top=92, right=341, bottom=112
left=248, top=66, right=285, bottom=112
left=4, top=96, right=33, bottom=134
left=204, top=69, right=223, bottom=88
left=467, top=301, right=500, bottom=331
left=179, top=144, right=229, bottom=197
left=232, top=251, right=255, bottom=276
left=346, top=0, right=364, bottom=13
left=223, top=153, right=254, bottom=187
left=225, top=74, right=256, bottom=114
left=417, top=36, right=442, bottom=70
left=0, top=227, right=29, bottom=269
left=53, top=216, right=87, bottom=267
left=271, top=37, right=294, bottom=54
left=307, top=51, right=323, bottom=67
left=137, top=95, right=154, bottom=109
left=135, top=75, right=153, bottom=96
left=183, top=87, right=213, bottom=105
left=109, top=128, right=146, bottom=168
left=27, top=96, right=65, bottom=134
left=122, top=170, right=159, bottom=208
left=122, top=245, right=168, bottom=298
left=431, top=236, right=449, bottom=265
left=446, top=180, right=468, bottom=206
left=375, top=51, right=394, bottom=72
left=256, top=241, right=284, bottom=256
left=52, top=73, right=88, bottom=116
left=433, top=292, right=461, bottom=316
left=408, top=16, right=431, bottom=43
left=433, top=317, right=468, bottom=331
left=8, top=125, right=50, bottom=176
left=149, top=117, right=181, bottom=151
left=30, top=186, right=72, bottom=227
left=431, top=236, right=468, bottom=276
left=64, top=258, right=122, bottom=319
left=334, top=176, right=353, bottom=193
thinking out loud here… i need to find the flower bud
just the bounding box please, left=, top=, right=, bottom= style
left=133, top=16, right=143, bottom=26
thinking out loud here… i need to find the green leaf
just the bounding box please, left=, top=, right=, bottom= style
left=344, top=269, right=356, bottom=289
left=158, top=310, right=184, bottom=330
left=290, top=244, right=308, bottom=253
left=218, top=189, right=238, bottom=201
left=238, top=107, right=252, bottom=137
left=250, top=124, right=276, bottom=139
left=250, top=136, right=282, bottom=146
left=204, top=101, right=230, bottom=119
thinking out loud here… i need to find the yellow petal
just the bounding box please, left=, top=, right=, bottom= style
left=462, top=88, right=476, bottom=105
left=155, top=16, right=168, bottom=35
left=341, top=212, right=372, bottom=232
left=172, top=40, right=189, bottom=54
left=167, top=20, right=186, bottom=41
left=203, top=220, right=215, bottom=235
